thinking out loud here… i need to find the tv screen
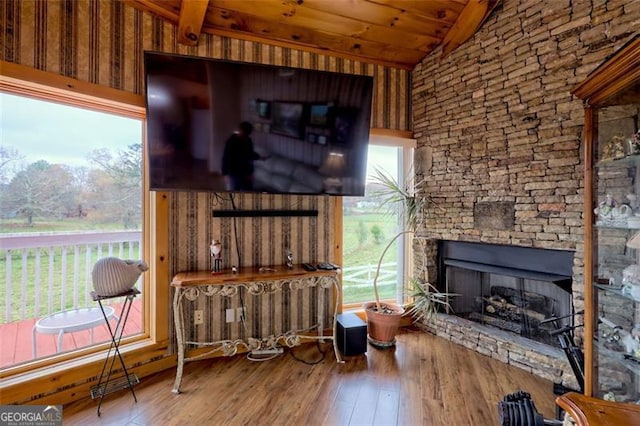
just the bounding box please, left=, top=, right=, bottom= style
left=144, top=51, right=373, bottom=196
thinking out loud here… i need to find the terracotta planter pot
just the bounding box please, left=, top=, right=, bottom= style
left=363, top=302, right=405, bottom=348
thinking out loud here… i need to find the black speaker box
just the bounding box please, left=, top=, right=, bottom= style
left=336, top=313, right=367, bottom=356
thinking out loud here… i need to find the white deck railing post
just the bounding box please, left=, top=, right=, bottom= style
left=4, top=251, right=11, bottom=323
left=0, top=231, right=142, bottom=323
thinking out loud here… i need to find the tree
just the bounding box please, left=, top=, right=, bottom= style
left=357, top=220, right=368, bottom=246
left=0, top=145, right=23, bottom=185
left=86, top=144, right=142, bottom=228
left=370, top=224, right=384, bottom=244
left=70, top=166, right=90, bottom=218
left=1, top=160, right=77, bottom=225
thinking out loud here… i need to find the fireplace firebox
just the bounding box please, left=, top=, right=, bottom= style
left=437, top=241, right=575, bottom=348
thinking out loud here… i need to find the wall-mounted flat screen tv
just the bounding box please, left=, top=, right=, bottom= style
left=144, top=51, right=373, bottom=196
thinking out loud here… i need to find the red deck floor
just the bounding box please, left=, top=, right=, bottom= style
left=0, top=299, right=143, bottom=369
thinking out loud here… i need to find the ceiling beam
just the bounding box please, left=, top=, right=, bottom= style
left=125, top=0, right=179, bottom=23
left=177, top=0, right=210, bottom=45
left=440, top=0, right=500, bottom=58
left=210, top=1, right=440, bottom=52
left=206, top=6, right=423, bottom=68
left=125, top=0, right=503, bottom=68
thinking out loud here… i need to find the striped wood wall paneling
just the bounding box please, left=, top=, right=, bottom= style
left=1, top=0, right=411, bottom=126
left=0, top=0, right=410, bottom=344
left=182, top=278, right=333, bottom=345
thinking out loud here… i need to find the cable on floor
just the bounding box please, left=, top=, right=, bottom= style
left=289, top=341, right=328, bottom=365
left=246, top=352, right=282, bottom=362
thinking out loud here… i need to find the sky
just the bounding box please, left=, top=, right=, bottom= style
left=365, top=144, right=399, bottom=183
left=1, top=92, right=396, bottom=183
left=1, top=93, right=142, bottom=174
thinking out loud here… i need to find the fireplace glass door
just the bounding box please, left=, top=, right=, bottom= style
left=438, top=240, right=575, bottom=349
left=446, top=267, right=572, bottom=348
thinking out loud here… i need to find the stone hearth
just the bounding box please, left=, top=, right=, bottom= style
left=427, top=240, right=579, bottom=387
left=418, top=314, right=578, bottom=388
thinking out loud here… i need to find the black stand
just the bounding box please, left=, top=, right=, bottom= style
left=212, top=257, right=222, bottom=273
left=90, top=288, right=141, bottom=416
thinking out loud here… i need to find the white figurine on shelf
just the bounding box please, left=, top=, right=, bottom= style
left=210, top=239, right=222, bottom=273
left=594, top=193, right=617, bottom=222
left=627, top=193, right=638, bottom=212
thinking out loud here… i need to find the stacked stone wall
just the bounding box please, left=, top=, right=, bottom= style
left=412, top=0, right=639, bottom=381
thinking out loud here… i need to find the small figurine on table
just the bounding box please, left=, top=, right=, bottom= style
left=210, top=239, right=222, bottom=273
left=286, top=250, right=293, bottom=269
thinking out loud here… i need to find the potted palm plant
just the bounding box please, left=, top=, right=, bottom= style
left=364, top=168, right=452, bottom=347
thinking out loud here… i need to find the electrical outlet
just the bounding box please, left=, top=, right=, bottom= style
left=194, top=310, right=203, bottom=325
left=225, top=308, right=235, bottom=323
left=236, top=307, right=246, bottom=322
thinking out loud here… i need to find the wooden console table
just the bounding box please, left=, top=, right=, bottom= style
left=171, top=265, right=342, bottom=393
left=556, top=392, right=640, bottom=426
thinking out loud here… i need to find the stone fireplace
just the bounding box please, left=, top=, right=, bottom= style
left=408, top=0, right=639, bottom=393
left=439, top=241, right=574, bottom=348
left=417, top=240, right=579, bottom=386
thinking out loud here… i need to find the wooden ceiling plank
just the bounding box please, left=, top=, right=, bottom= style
left=369, top=0, right=465, bottom=23
left=126, top=0, right=420, bottom=68
left=300, top=0, right=453, bottom=39
left=211, top=0, right=440, bottom=51
left=203, top=26, right=416, bottom=69
left=177, top=0, right=210, bottom=46
left=207, top=7, right=425, bottom=68
left=210, top=7, right=428, bottom=62
left=440, top=0, right=498, bottom=58
left=126, top=0, right=503, bottom=68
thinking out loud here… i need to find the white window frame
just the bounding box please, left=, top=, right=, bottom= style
left=342, top=133, right=416, bottom=310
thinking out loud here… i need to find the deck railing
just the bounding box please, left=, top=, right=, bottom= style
left=1, top=231, right=397, bottom=322
left=1, top=231, right=142, bottom=323
left=342, top=262, right=397, bottom=288
left=341, top=262, right=399, bottom=304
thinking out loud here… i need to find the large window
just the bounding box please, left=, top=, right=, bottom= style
left=342, top=137, right=414, bottom=309
left=0, top=92, right=145, bottom=369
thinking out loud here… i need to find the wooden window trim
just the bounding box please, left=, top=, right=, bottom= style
left=0, top=61, right=145, bottom=115
left=0, top=62, right=171, bottom=404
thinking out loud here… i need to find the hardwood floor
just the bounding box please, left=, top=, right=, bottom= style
left=62, top=328, right=556, bottom=425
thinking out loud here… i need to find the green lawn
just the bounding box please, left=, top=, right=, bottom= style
left=1, top=243, right=141, bottom=323
left=1, top=211, right=397, bottom=320
left=0, top=217, right=129, bottom=233
left=1, top=216, right=141, bottom=322
left=342, top=210, right=401, bottom=304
